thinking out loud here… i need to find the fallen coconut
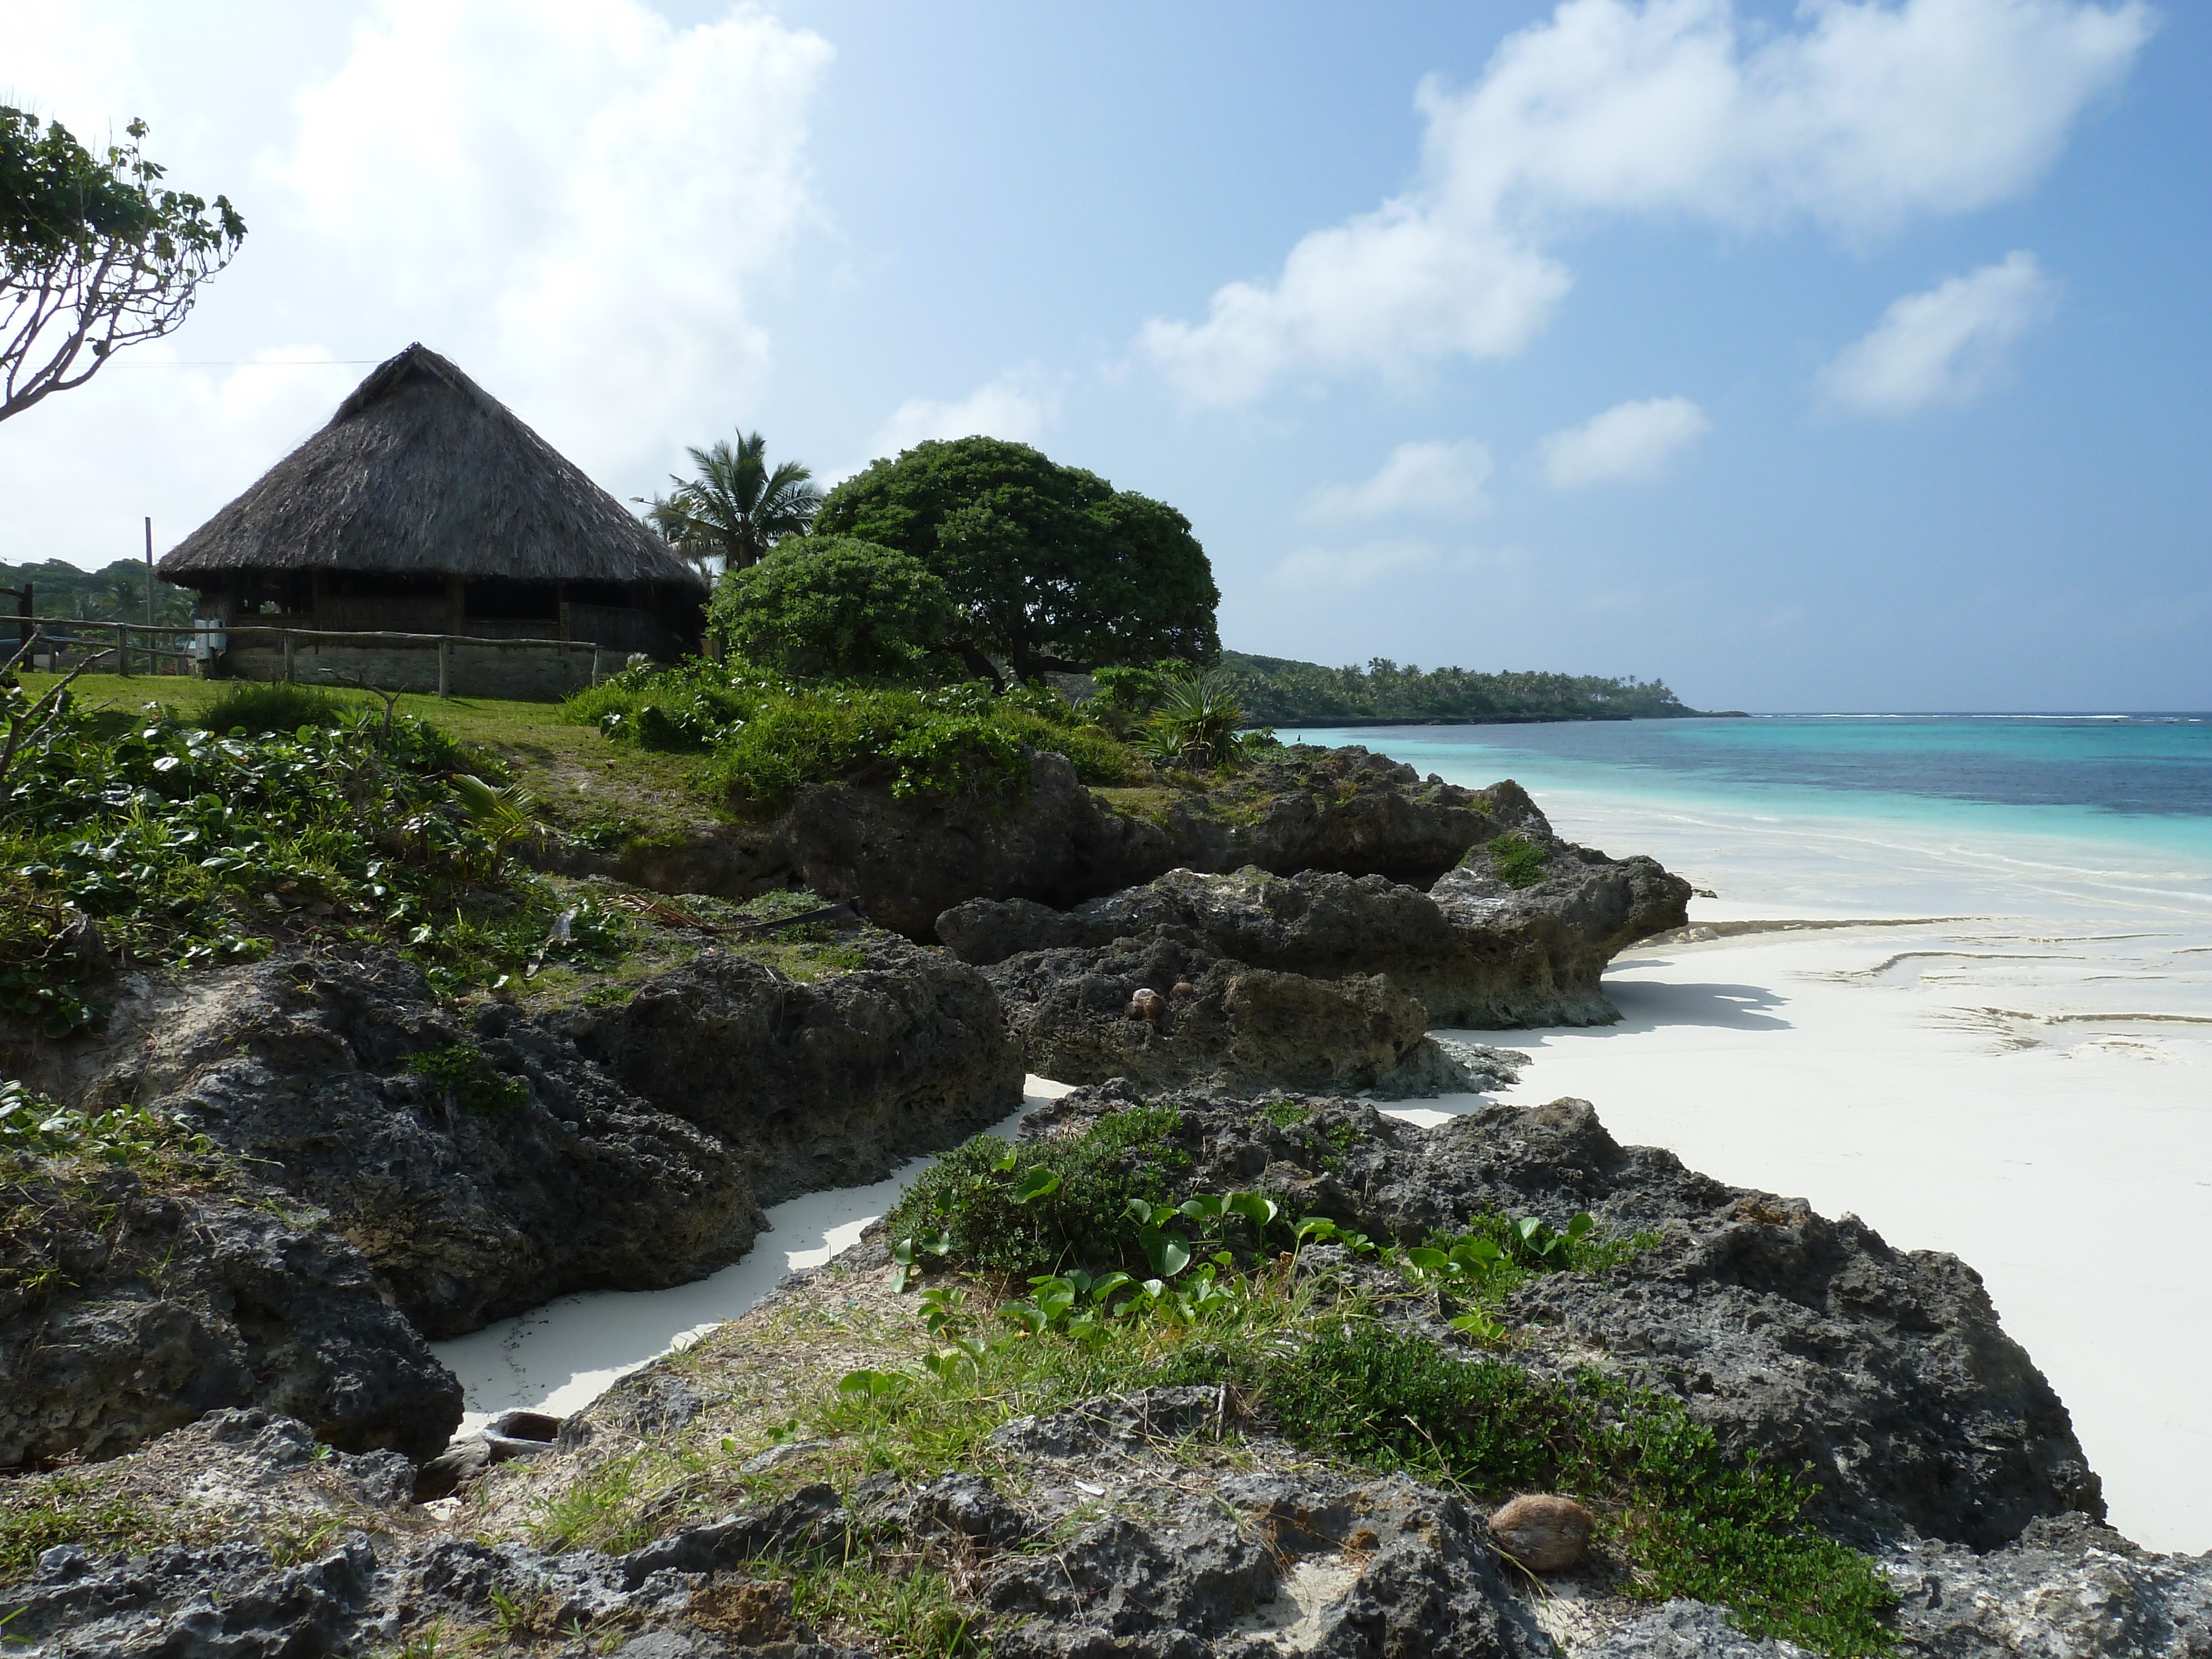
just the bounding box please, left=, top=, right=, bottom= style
left=1488, top=1493, right=1594, bottom=1572
left=1126, top=987, right=1167, bottom=1021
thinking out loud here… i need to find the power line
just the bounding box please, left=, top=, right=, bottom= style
left=103, top=358, right=380, bottom=367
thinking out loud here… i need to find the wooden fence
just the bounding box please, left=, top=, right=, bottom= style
left=10, top=618, right=615, bottom=697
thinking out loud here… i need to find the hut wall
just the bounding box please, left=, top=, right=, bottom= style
left=317, top=592, right=447, bottom=633
left=221, top=640, right=599, bottom=701
left=564, top=602, right=685, bottom=658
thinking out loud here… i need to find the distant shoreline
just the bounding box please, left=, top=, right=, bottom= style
left=1260, top=709, right=1749, bottom=729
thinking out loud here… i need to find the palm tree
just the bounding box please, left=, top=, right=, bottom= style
left=107, top=572, right=143, bottom=622
left=647, top=430, right=821, bottom=577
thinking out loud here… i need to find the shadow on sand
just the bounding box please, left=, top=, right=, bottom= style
left=1583, top=974, right=1793, bottom=1035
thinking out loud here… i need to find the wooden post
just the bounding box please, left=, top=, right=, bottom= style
left=437, top=637, right=451, bottom=698
left=144, top=517, right=155, bottom=629
left=117, top=622, right=131, bottom=676
left=283, top=631, right=295, bottom=682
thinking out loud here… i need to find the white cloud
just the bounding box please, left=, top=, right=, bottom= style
left=1540, top=395, right=1711, bottom=488
left=276, top=0, right=832, bottom=473
left=1306, top=440, right=1494, bottom=520
left=1275, top=540, right=1441, bottom=589
left=1142, top=0, right=2152, bottom=405
left=0, top=0, right=832, bottom=570
left=1818, top=251, right=2060, bottom=414
left=867, top=366, right=1060, bottom=460
left=1273, top=539, right=1524, bottom=590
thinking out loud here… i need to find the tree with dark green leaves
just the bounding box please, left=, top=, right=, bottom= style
left=2, top=109, right=246, bottom=424
left=711, top=535, right=954, bottom=680
left=812, top=436, right=1220, bottom=685
left=646, top=430, right=821, bottom=576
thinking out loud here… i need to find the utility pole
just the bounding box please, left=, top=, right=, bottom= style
left=144, top=517, right=155, bottom=627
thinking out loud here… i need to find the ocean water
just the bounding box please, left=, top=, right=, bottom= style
left=1288, top=714, right=2212, bottom=867
left=1302, top=711, right=2212, bottom=1553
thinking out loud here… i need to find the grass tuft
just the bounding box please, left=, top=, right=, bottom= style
left=1487, top=833, right=1550, bottom=888
left=1258, top=1326, right=1896, bottom=1653
left=199, top=681, right=346, bottom=735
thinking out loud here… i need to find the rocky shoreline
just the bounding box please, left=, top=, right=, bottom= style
left=3, top=748, right=2205, bottom=1656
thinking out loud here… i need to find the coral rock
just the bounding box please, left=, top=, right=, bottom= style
left=1488, top=1493, right=1595, bottom=1572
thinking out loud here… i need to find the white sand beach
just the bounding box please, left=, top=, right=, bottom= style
left=1389, top=785, right=2212, bottom=1556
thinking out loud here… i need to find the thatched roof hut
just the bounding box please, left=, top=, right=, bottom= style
left=160, top=344, right=703, bottom=678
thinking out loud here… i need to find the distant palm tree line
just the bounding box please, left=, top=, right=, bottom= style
left=0, top=557, right=194, bottom=625
left=642, top=430, right=821, bottom=578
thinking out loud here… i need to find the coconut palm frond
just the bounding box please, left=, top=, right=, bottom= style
left=662, top=430, right=822, bottom=573
left=450, top=773, right=537, bottom=844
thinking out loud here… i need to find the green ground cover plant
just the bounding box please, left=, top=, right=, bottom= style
left=0, top=1473, right=188, bottom=1578
left=0, top=1077, right=215, bottom=1173
left=776, top=1559, right=980, bottom=1658
left=0, top=676, right=620, bottom=1032
left=405, top=1044, right=528, bottom=1115
left=1261, top=1327, right=1895, bottom=1652
left=882, top=1107, right=1188, bottom=1279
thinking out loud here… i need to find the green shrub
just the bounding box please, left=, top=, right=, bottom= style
left=1136, top=670, right=1245, bottom=770
left=884, top=1107, right=1187, bottom=1278
left=568, top=660, right=761, bottom=752
left=200, top=681, right=345, bottom=735
left=712, top=536, right=956, bottom=680
left=990, top=705, right=1145, bottom=786
left=1487, top=833, right=1550, bottom=888
left=568, top=660, right=1143, bottom=812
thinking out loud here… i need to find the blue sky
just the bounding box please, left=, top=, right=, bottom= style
left=3, top=1, right=2203, bottom=711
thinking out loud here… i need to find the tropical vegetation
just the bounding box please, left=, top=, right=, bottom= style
left=645, top=429, right=821, bottom=577
left=1224, top=649, right=1707, bottom=724
left=710, top=535, right=953, bottom=681
left=812, top=437, right=1222, bottom=683
left=565, top=656, right=1264, bottom=818
left=0, top=669, right=616, bottom=1038
left=1, top=557, right=194, bottom=627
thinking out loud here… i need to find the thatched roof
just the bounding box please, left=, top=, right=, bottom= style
left=160, top=344, right=705, bottom=592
